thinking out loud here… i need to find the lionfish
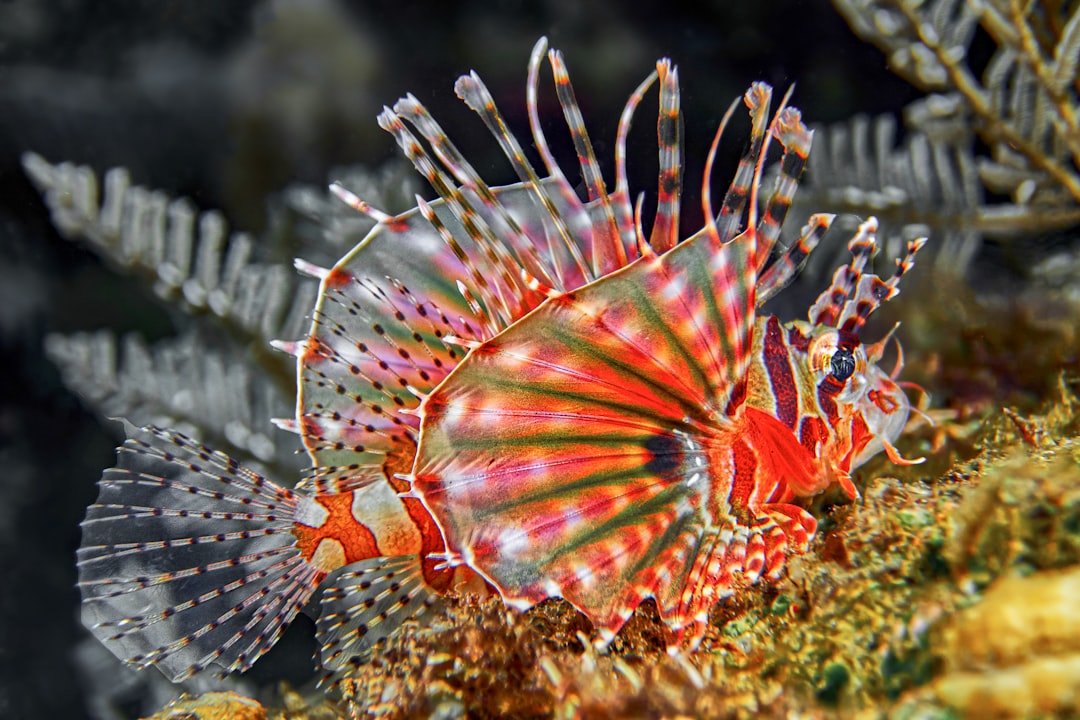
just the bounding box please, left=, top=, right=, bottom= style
left=77, top=37, right=925, bottom=684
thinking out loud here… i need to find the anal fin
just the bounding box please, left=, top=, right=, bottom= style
left=316, top=555, right=442, bottom=682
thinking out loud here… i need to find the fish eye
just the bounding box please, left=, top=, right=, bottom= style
left=830, top=347, right=856, bottom=382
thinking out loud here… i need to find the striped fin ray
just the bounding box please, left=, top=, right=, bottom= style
left=77, top=425, right=320, bottom=681
left=412, top=195, right=516, bottom=340
left=315, top=556, right=443, bottom=683
left=547, top=47, right=627, bottom=275
left=524, top=34, right=651, bottom=273
left=526, top=37, right=573, bottom=193
left=610, top=64, right=660, bottom=269
left=449, top=37, right=669, bottom=284
left=755, top=105, right=814, bottom=265
left=837, top=236, right=928, bottom=334
left=411, top=218, right=759, bottom=644
left=301, top=37, right=684, bottom=478
left=807, top=216, right=879, bottom=327
left=391, top=95, right=562, bottom=293
left=756, top=213, right=834, bottom=305
left=455, top=68, right=595, bottom=288
left=299, top=265, right=477, bottom=485
left=714, top=83, right=774, bottom=243
left=614, top=67, right=660, bottom=200
left=377, top=106, right=532, bottom=326
left=649, top=60, right=682, bottom=254
left=662, top=494, right=815, bottom=645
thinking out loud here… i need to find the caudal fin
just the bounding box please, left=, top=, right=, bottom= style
left=77, top=424, right=321, bottom=681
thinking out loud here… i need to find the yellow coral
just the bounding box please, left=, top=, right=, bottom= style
left=911, top=566, right=1080, bottom=718
left=145, top=691, right=266, bottom=720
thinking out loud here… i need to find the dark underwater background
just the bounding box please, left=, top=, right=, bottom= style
left=0, top=2, right=922, bottom=717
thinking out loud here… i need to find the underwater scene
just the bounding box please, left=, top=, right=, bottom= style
left=4, top=1, right=1080, bottom=718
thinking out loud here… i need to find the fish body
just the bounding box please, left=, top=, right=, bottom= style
left=77, top=37, right=924, bottom=683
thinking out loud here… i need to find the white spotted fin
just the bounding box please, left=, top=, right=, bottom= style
left=77, top=423, right=323, bottom=681
left=315, top=555, right=442, bottom=682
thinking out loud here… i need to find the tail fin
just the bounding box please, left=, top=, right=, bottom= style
left=77, top=424, right=321, bottom=681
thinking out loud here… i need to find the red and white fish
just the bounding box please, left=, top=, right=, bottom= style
left=77, top=37, right=925, bottom=684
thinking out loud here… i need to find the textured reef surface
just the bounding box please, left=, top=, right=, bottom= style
left=147, top=292, right=1080, bottom=718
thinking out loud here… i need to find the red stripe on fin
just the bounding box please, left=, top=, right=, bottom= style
left=756, top=213, right=833, bottom=306
left=649, top=60, right=682, bottom=254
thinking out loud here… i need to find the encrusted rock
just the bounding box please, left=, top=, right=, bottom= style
left=899, top=565, right=1080, bottom=718
left=144, top=691, right=266, bottom=720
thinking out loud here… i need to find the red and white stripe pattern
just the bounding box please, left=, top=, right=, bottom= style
left=77, top=37, right=925, bottom=686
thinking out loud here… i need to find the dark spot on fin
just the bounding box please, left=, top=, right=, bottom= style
left=643, top=433, right=684, bottom=478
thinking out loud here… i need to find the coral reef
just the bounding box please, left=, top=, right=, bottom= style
left=898, top=565, right=1080, bottom=718
left=944, top=443, right=1080, bottom=585
left=145, top=692, right=267, bottom=720
left=152, top=372, right=1079, bottom=718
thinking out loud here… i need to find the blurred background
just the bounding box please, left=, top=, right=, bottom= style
left=0, top=1, right=923, bottom=718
